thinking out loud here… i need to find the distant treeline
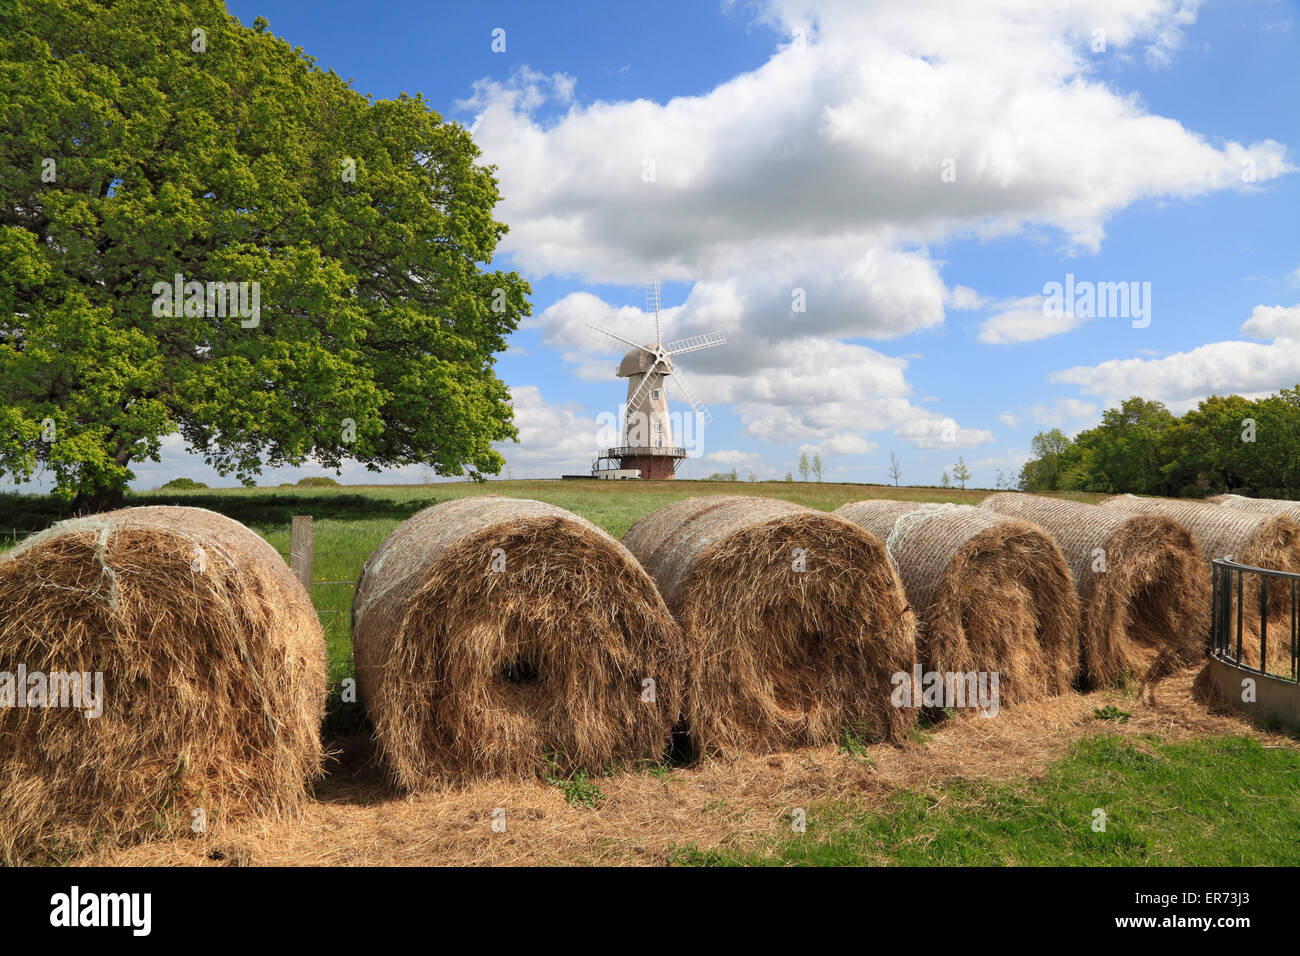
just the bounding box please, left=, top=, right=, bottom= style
left=1020, top=387, right=1300, bottom=498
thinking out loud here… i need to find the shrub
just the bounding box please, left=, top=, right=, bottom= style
left=157, top=477, right=208, bottom=491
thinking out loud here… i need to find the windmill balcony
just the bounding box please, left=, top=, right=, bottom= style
left=604, top=445, right=687, bottom=458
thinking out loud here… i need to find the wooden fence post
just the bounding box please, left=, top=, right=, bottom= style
left=290, top=515, right=314, bottom=592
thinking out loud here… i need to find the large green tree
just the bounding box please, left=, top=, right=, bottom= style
left=1252, top=387, right=1300, bottom=496
left=1072, top=397, right=1176, bottom=495
left=1016, top=387, right=1300, bottom=498
left=1017, top=427, right=1076, bottom=492
left=0, top=0, right=529, bottom=506
left=1160, top=394, right=1258, bottom=497
left=1165, top=390, right=1300, bottom=498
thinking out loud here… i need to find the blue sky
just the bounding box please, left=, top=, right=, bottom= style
left=25, top=0, right=1300, bottom=491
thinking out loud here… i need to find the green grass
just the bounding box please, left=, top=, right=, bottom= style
left=669, top=735, right=1300, bottom=866
left=1094, top=705, right=1132, bottom=723
left=0, top=478, right=1108, bottom=540
left=544, top=757, right=607, bottom=810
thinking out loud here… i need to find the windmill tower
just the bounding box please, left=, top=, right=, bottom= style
left=589, top=279, right=726, bottom=479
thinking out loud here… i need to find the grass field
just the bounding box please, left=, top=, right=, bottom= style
left=671, top=734, right=1300, bottom=866
left=9, top=478, right=1298, bottom=867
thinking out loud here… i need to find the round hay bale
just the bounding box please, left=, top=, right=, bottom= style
left=834, top=500, right=1079, bottom=704
left=1207, top=493, right=1300, bottom=522
left=980, top=493, right=1208, bottom=687
left=351, top=497, right=683, bottom=789
left=1101, top=494, right=1300, bottom=568
left=621, top=495, right=917, bottom=756
left=1100, top=494, right=1300, bottom=672
left=0, top=506, right=327, bottom=865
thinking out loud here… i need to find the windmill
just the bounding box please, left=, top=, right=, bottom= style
left=588, top=279, right=726, bottom=479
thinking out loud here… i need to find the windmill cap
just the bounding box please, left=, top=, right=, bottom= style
left=618, top=347, right=670, bottom=377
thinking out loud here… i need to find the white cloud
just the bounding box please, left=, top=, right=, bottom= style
left=493, top=385, right=611, bottom=476
left=893, top=415, right=995, bottom=449
left=1241, top=303, right=1300, bottom=340
left=700, top=449, right=763, bottom=466
left=971, top=447, right=1033, bottom=473
left=996, top=398, right=1099, bottom=434
left=1054, top=304, right=1300, bottom=410
left=532, top=249, right=949, bottom=361
left=947, top=285, right=986, bottom=310
left=469, top=0, right=1288, bottom=285
left=457, top=66, right=576, bottom=114
left=800, top=434, right=878, bottom=456
left=979, top=295, right=1090, bottom=344
left=1029, top=398, right=1102, bottom=427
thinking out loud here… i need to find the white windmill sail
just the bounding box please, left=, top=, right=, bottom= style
left=664, top=331, right=727, bottom=355
left=669, top=365, right=712, bottom=426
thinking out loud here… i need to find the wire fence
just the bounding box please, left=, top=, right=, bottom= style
left=268, top=516, right=375, bottom=643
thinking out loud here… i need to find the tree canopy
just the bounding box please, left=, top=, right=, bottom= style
left=1018, top=427, right=1071, bottom=492
left=1019, top=387, right=1300, bottom=498
left=1, top=0, right=530, bottom=504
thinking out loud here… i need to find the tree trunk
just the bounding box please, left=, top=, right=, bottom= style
left=72, top=443, right=133, bottom=514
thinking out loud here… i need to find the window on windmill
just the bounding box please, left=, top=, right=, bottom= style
left=652, top=389, right=661, bottom=401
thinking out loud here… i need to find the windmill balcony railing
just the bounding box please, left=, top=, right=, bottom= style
left=605, top=445, right=687, bottom=457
